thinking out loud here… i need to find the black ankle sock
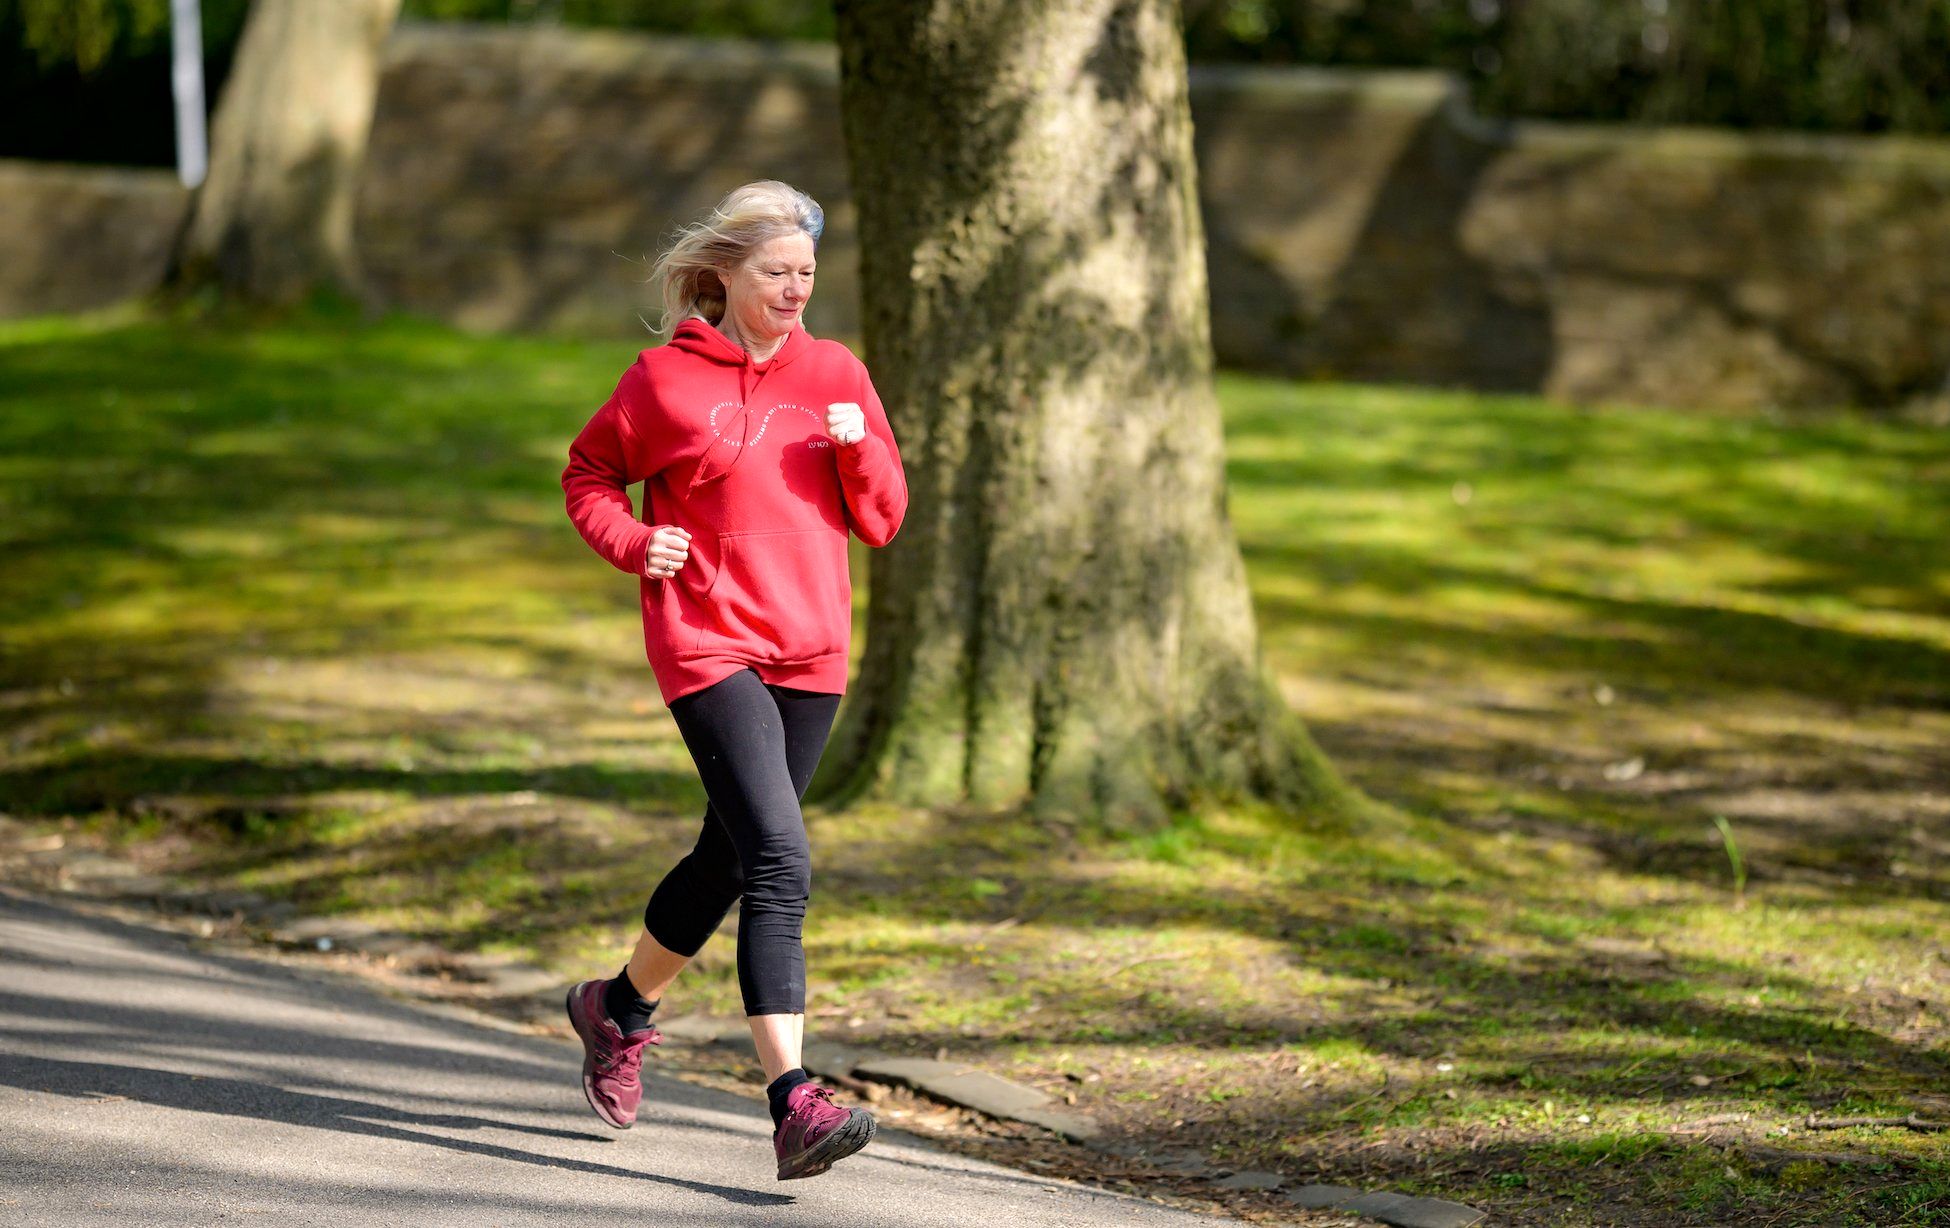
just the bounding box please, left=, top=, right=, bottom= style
left=767, top=1068, right=811, bottom=1128
left=604, top=967, right=660, bottom=1035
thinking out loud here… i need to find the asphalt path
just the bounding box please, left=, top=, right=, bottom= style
left=0, top=888, right=1237, bottom=1227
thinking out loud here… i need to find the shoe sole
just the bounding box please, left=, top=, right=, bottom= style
left=566, top=985, right=633, bottom=1131
left=778, top=1110, right=877, bottom=1181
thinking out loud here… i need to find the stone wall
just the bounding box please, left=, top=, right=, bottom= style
left=10, top=21, right=1950, bottom=410
left=354, top=26, right=858, bottom=341
left=1194, top=67, right=1950, bottom=408
left=0, top=161, right=186, bottom=319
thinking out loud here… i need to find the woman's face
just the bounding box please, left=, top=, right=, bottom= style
left=719, top=231, right=816, bottom=344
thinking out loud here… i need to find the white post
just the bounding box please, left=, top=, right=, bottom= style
left=169, top=0, right=208, bottom=189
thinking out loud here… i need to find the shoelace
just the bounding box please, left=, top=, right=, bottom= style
left=599, top=1025, right=663, bottom=1068
left=799, top=1084, right=843, bottom=1115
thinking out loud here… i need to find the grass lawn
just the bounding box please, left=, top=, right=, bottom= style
left=2, top=300, right=1946, bottom=1225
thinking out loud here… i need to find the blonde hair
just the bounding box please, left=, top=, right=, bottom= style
left=647, top=180, right=826, bottom=333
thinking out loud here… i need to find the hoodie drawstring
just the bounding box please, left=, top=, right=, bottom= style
left=679, top=317, right=805, bottom=497
left=689, top=348, right=772, bottom=494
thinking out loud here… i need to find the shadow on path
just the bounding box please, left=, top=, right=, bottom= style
left=2, top=1053, right=793, bottom=1206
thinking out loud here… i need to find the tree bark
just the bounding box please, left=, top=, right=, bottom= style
left=167, top=0, right=401, bottom=305
left=820, top=0, right=1367, bottom=827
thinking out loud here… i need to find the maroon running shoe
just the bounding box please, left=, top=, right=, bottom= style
left=773, top=1081, right=877, bottom=1180
left=565, top=978, right=662, bottom=1129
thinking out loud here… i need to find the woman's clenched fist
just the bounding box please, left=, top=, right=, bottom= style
left=826, top=402, right=866, bottom=447
left=644, top=525, right=692, bottom=579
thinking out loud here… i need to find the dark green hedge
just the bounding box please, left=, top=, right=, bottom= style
left=1183, top=0, right=1950, bottom=136
left=0, top=0, right=251, bottom=165
left=5, top=0, right=1947, bottom=170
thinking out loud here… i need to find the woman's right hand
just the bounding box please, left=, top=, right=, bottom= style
left=645, top=525, right=692, bottom=579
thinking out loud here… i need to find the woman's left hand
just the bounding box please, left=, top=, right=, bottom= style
left=825, top=402, right=866, bottom=447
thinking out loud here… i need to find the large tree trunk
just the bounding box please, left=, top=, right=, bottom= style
left=167, top=0, right=401, bottom=305
left=820, top=0, right=1367, bottom=827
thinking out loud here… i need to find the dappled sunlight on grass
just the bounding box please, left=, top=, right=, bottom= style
left=3, top=305, right=1945, bottom=1225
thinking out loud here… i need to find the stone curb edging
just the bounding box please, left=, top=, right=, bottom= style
left=4, top=834, right=1487, bottom=1227
left=655, top=1017, right=1101, bottom=1142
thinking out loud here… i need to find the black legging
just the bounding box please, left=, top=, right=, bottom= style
left=642, top=667, right=842, bottom=1016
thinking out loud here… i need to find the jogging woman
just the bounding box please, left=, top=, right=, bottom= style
left=558, top=180, right=907, bottom=1181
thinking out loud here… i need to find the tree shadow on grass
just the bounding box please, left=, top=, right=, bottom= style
left=184, top=802, right=710, bottom=956
left=0, top=308, right=643, bottom=747
left=1220, top=382, right=1950, bottom=634
left=807, top=807, right=1950, bottom=1114
left=1243, top=546, right=1950, bottom=711
left=0, top=748, right=722, bottom=962
left=0, top=752, right=702, bottom=819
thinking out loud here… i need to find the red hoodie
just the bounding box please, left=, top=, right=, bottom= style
left=562, top=317, right=908, bottom=705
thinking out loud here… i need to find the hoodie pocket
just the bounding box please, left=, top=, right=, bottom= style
left=693, top=527, right=850, bottom=660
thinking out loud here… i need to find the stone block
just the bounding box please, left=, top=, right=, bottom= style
left=1287, top=1184, right=1362, bottom=1209
left=1341, top=1190, right=1486, bottom=1228
left=854, top=1056, right=1051, bottom=1115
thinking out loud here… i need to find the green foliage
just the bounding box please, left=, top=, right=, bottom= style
left=0, top=0, right=252, bottom=164
left=7, top=0, right=1949, bottom=168
left=1183, top=0, right=1950, bottom=135
left=10, top=0, right=170, bottom=75
left=1, top=0, right=835, bottom=167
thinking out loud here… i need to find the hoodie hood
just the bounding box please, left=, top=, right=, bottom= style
left=668, top=316, right=812, bottom=373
